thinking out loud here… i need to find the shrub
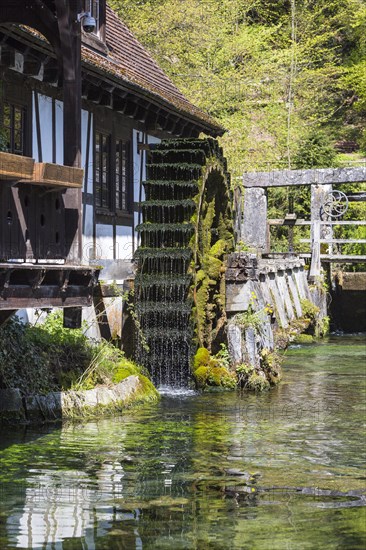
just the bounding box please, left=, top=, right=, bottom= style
left=0, top=313, right=154, bottom=397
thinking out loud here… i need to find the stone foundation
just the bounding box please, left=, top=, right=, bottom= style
left=0, top=376, right=155, bottom=424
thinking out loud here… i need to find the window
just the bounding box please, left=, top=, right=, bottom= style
left=94, top=130, right=131, bottom=215
left=95, top=131, right=110, bottom=209
left=1, top=102, right=26, bottom=155
left=115, top=139, right=129, bottom=212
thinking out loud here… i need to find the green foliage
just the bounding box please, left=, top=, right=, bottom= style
left=192, top=345, right=237, bottom=390
left=293, top=131, right=338, bottom=169
left=0, top=129, right=7, bottom=152
left=235, top=348, right=282, bottom=391
left=247, top=371, right=270, bottom=392
left=112, top=0, right=365, bottom=176
left=300, top=298, right=320, bottom=324
left=293, top=333, right=314, bottom=344
left=0, top=313, right=155, bottom=398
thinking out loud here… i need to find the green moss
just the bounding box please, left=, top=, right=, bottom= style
left=247, top=371, right=270, bottom=392
left=293, top=334, right=314, bottom=344
left=133, top=375, right=160, bottom=404
left=193, top=347, right=211, bottom=370
left=209, top=239, right=227, bottom=258
left=113, top=362, right=140, bottom=383
left=194, top=366, right=210, bottom=387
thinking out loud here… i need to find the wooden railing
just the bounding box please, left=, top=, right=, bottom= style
left=267, top=218, right=366, bottom=280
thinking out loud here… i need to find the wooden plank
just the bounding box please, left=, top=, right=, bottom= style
left=0, top=152, right=34, bottom=181
left=0, top=263, right=98, bottom=271
left=347, top=192, right=366, bottom=202
left=300, top=239, right=366, bottom=244
left=300, top=254, right=366, bottom=262
left=22, top=162, right=84, bottom=188
left=309, top=220, right=321, bottom=281
left=242, top=167, right=366, bottom=188
left=268, top=219, right=366, bottom=226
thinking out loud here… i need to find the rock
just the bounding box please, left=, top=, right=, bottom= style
left=0, top=388, right=24, bottom=421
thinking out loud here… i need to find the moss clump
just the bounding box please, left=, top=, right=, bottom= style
left=210, top=239, right=227, bottom=258
left=192, top=345, right=237, bottom=391
left=248, top=371, right=270, bottom=392
left=207, top=366, right=237, bottom=389
left=293, top=334, right=314, bottom=344
left=193, top=347, right=211, bottom=370
left=194, top=366, right=210, bottom=387
left=113, top=362, right=140, bottom=383
left=132, top=375, right=160, bottom=404
left=235, top=348, right=282, bottom=391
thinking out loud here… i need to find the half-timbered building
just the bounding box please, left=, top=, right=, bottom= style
left=0, top=1, right=223, bottom=332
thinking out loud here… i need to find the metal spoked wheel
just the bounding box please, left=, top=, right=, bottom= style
left=322, top=190, right=349, bottom=218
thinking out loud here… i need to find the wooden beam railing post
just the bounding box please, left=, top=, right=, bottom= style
left=309, top=219, right=321, bottom=282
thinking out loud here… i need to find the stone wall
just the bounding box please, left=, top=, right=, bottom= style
left=226, top=254, right=314, bottom=367
left=0, top=376, right=151, bottom=424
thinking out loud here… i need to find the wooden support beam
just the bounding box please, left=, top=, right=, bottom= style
left=309, top=220, right=321, bottom=282
left=268, top=219, right=366, bottom=226
left=347, top=192, right=366, bottom=202
left=0, top=310, right=16, bottom=327
left=300, top=254, right=366, bottom=263
left=242, top=167, right=366, bottom=188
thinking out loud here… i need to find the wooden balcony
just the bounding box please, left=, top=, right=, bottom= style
left=0, top=152, right=83, bottom=188
left=29, top=162, right=84, bottom=188
left=0, top=151, right=34, bottom=181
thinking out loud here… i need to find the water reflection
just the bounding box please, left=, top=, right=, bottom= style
left=0, top=336, right=365, bottom=549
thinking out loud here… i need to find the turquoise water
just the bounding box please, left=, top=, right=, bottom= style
left=0, top=335, right=365, bottom=549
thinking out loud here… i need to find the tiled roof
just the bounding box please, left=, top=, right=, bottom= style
left=80, top=5, right=223, bottom=135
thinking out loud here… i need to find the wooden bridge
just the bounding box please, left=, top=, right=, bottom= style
left=236, top=166, right=366, bottom=281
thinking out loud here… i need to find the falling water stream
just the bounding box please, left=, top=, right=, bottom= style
left=0, top=335, right=365, bottom=549
left=134, top=140, right=213, bottom=387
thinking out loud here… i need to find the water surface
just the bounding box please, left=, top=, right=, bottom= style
left=0, top=335, right=365, bottom=549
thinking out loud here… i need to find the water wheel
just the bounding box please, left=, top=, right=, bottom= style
left=134, top=138, right=233, bottom=386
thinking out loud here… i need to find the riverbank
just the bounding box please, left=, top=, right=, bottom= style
left=0, top=313, right=159, bottom=424
left=0, top=375, right=159, bottom=423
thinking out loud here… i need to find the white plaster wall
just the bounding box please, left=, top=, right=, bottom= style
left=37, top=94, right=53, bottom=162
left=55, top=99, right=64, bottom=164
left=116, top=225, right=133, bottom=260
left=95, top=224, right=114, bottom=260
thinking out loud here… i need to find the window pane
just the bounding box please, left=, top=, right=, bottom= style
left=1, top=103, right=25, bottom=155
left=94, top=131, right=110, bottom=210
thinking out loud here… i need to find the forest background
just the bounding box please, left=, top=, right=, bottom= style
left=111, top=0, right=366, bottom=252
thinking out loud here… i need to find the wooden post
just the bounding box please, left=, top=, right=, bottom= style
left=56, top=0, right=82, bottom=264
left=309, top=219, right=321, bottom=282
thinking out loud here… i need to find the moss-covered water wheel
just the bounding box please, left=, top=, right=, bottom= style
left=134, top=138, right=233, bottom=386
